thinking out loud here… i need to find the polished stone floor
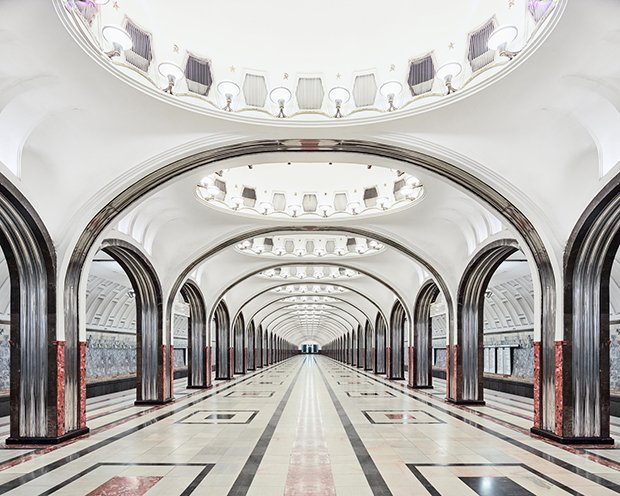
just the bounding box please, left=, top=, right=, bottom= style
left=0, top=356, right=617, bottom=495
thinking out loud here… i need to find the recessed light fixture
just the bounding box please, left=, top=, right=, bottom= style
left=328, top=87, right=351, bottom=118
left=488, top=25, right=520, bottom=59
left=217, top=81, right=241, bottom=111
left=101, top=25, right=132, bottom=58
left=269, top=87, right=293, bottom=118
left=379, top=81, right=403, bottom=112
left=435, top=62, right=462, bottom=94
left=158, top=62, right=184, bottom=94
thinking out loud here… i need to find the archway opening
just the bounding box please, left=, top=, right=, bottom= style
left=85, top=250, right=137, bottom=396
left=482, top=249, right=535, bottom=408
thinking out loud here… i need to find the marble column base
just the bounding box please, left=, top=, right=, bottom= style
left=6, top=426, right=90, bottom=445
left=447, top=399, right=486, bottom=406
left=134, top=398, right=175, bottom=406
left=530, top=427, right=614, bottom=445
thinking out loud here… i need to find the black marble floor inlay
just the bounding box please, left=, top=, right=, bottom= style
left=460, top=476, right=534, bottom=496
left=206, top=413, right=235, bottom=420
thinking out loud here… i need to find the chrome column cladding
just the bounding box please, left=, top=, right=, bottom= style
left=375, top=314, right=386, bottom=374
left=357, top=325, right=364, bottom=368
left=365, top=320, right=373, bottom=370
left=214, top=301, right=230, bottom=379
left=389, top=301, right=406, bottom=380
left=180, top=280, right=207, bottom=387
left=457, top=241, right=519, bottom=403
left=234, top=314, right=245, bottom=374
left=252, top=321, right=263, bottom=369
left=414, top=281, right=440, bottom=387
left=247, top=321, right=255, bottom=370
left=0, top=192, right=54, bottom=439
left=101, top=241, right=164, bottom=402
left=563, top=178, right=620, bottom=441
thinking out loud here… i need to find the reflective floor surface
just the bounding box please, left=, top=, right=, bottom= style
left=0, top=356, right=617, bottom=495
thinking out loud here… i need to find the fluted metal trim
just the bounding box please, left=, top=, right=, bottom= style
left=233, top=313, right=246, bottom=374
left=375, top=313, right=387, bottom=374
left=0, top=177, right=57, bottom=440
left=247, top=320, right=256, bottom=371
left=180, top=280, right=207, bottom=387
left=389, top=301, right=406, bottom=379
left=100, top=240, right=163, bottom=402
left=214, top=301, right=231, bottom=379
left=413, top=280, right=440, bottom=387
left=365, top=320, right=373, bottom=370
left=457, top=240, right=518, bottom=402
left=563, top=175, right=620, bottom=439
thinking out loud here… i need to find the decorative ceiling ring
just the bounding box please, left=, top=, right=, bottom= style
left=65, top=138, right=558, bottom=364
left=57, top=0, right=564, bottom=123
left=196, top=162, right=423, bottom=220
left=269, top=283, right=350, bottom=296
left=234, top=233, right=385, bottom=259
left=257, top=265, right=361, bottom=281
left=245, top=295, right=374, bottom=338
left=228, top=279, right=394, bottom=342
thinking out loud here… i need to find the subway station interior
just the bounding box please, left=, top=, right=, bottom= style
left=0, top=0, right=619, bottom=494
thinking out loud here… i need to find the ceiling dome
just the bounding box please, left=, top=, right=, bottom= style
left=62, top=0, right=560, bottom=123
left=196, top=162, right=423, bottom=219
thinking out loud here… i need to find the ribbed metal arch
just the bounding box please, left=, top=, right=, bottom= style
left=214, top=301, right=231, bottom=379
left=100, top=239, right=164, bottom=404
left=456, top=240, right=519, bottom=405
left=562, top=174, right=620, bottom=441
left=413, top=280, right=440, bottom=388
left=389, top=301, right=406, bottom=380
left=180, top=280, right=207, bottom=388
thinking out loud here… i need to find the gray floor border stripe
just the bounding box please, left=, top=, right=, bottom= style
left=328, top=357, right=620, bottom=493
left=227, top=357, right=304, bottom=496
left=315, top=356, right=393, bottom=496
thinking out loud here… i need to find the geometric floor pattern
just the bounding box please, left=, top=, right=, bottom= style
left=0, top=355, right=617, bottom=495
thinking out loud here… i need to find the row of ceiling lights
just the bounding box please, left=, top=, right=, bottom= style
left=99, top=23, right=521, bottom=118
left=236, top=239, right=383, bottom=257
left=198, top=174, right=422, bottom=218
left=260, top=268, right=359, bottom=280
left=272, top=285, right=347, bottom=294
